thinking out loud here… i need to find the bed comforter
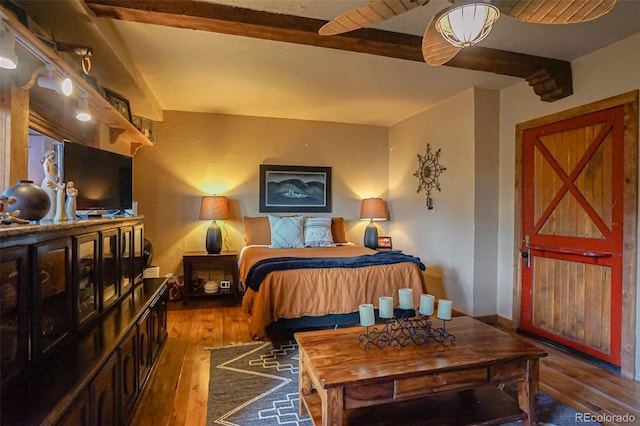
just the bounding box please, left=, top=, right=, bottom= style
left=240, top=245, right=427, bottom=339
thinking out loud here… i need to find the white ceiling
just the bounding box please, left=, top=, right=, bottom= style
left=21, top=0, right=640, bottom=127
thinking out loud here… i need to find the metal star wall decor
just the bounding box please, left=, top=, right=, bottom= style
left=414, top=144, right=446, bottom=210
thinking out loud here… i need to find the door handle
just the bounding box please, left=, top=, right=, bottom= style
left=521, top=249, right=530, bottom=268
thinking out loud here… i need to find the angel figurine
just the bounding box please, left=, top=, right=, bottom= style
left=0, top=195, right=29, bottom=224
left=65, top=181, right=78, bottom=220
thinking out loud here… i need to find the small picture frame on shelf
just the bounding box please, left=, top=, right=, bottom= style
left=103, top=88, right=132, bottom=122
left=132, top=115, right=156, bottom=143
left=377, top=236, right=393, bottom=250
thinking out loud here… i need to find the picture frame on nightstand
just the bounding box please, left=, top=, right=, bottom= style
left=377, top=236, right=392, bottom=250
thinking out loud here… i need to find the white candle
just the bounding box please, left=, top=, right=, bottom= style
left=398, top=288, right=414, bottom=310
left=359, top=303, right=375, bottom=327
left=379, top=296, right=394, bottom=319
left=437, top=299, right=453, bottom=320
left=419, top=294, right=435, bottom=316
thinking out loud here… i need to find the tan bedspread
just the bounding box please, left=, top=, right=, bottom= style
left=240, top=246, right=427, bottom=339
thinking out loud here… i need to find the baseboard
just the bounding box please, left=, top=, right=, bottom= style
left=471, top=314, right=513, bottom=329
left=496, top=315, right=513, bottom=330
left=473, top=314, right=498, bottom=325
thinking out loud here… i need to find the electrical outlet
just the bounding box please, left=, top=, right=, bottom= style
left=220, top=280, right=231, bottom=289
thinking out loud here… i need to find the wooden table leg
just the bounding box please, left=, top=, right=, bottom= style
left=323, top=387, right=344, bottom=426
left=299, top=347, right=311, bottom=416
left=517, top=358, right=540, bottom=426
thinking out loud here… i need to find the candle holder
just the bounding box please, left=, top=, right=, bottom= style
left=358, top=310, right=455, bottom=350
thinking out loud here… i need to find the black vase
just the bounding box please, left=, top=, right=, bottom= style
left=2, top=180, right=51, bottom=221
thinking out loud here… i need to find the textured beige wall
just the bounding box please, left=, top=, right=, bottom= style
left=133, top=111, right=389, bottom=275
left=472, top=88, right=500, bottom=316
left=388, top=88, right=501, bottom=315
left=388, top=89, right=478, bottom=314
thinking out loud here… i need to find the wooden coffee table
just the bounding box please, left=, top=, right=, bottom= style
left=295, top=316, right=547, bottom=426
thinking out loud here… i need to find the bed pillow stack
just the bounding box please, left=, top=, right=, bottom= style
left=243, top=215, right=348, bottom=247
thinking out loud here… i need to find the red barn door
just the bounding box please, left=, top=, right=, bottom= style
left=520, top=106, right=624, bottom=366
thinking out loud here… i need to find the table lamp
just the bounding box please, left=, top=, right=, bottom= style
left=360, top=198, right=388, bottom=249
left=199, top=195, right=229, bottom=254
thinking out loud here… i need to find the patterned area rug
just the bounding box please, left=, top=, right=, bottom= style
left=207, top=341, right=587, bottom=426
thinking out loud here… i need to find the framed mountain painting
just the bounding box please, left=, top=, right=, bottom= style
left=259, top=164, right=332, bottom=213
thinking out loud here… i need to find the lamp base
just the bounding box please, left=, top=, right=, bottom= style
left=364, top=221, right=378, bottom=249
left=205, top=221, right=222, bottom=254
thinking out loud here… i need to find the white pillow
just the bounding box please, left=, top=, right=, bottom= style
left=268, top=215, right=304, bottom=248
left=304, top=217, right=334, bottom=247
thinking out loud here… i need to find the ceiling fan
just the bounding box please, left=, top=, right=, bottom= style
left=319, top=0, right=617, bottom=66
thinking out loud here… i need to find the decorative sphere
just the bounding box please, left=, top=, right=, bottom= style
left=2, top=180, right=51, bottom=221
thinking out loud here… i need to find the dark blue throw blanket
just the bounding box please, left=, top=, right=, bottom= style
left=245, top=251, right=426, bottom=292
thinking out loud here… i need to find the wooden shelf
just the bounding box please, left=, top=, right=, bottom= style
left=1, top=5, right=153, bottom=154
left=303, top=385, right=527, bottom=425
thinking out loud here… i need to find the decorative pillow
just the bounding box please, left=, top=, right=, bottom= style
left=243, top=216, right=271, bottom=245
left=304, top=217, right=334, bottom=247
left=268, top=215, right=305, bottom=248
left=331, top=217, right=348, bottom=244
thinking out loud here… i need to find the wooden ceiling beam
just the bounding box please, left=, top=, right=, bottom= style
left=84, top=0, right=573, bottom=102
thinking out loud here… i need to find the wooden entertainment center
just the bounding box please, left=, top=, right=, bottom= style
left=0, top=217, right=167, bottom=425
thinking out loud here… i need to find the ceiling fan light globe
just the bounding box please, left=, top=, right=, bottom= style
left=436, top=3, right=499, bottom=48
left=0, top=55, right=17, bottom=69
left=0, top=29, right=18, bottom=69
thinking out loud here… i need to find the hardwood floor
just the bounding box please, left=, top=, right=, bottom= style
left=131, top=300, right=640, bottom=425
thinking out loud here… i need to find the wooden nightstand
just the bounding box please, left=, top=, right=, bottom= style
left=182, top=251, right=239, bottom=305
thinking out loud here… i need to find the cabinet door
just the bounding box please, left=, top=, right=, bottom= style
left=92, top=352, right=118, bottom=426
left=137, top=309, right=151, bottom=389
left=0, top=246, right=29, bottom=385
left=119, top=227, right=133, bottom=296
left=100, top=230, right=119, bottom=311
left=56, top=389, right=90, bottom=426
left=74, top=233, right=99, bottom=328
left=33, top=238, right=72, bottom=359
left=118, top=327, right=138, bottom=423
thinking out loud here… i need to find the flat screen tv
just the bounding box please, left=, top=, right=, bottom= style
left=60, top=141, right=133, bottom=212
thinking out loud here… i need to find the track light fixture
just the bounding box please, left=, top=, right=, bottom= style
left=0, top=26, right=18, bottom=69
left=75, top=96, right=91, bottom=122
left=37, top=67, right=73, bottom=96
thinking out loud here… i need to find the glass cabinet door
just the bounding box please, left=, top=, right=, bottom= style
left=133, top=224, right=144, bottom=286
left=33, top=238, right=72, bottom=358
left=101, top=229, right=119, bottom=311
left=0, top=246, right=28, bottom=385
left=74, top=233, right=99, bottom=327
left=120, top=227, right=133, bottom=295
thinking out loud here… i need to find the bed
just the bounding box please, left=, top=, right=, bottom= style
left=239, top=216, right=427, bottom=339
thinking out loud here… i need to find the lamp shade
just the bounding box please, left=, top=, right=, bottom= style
left=359, top=198, right=388, bottom=221
left=435, top=3, right=500, bottom=48
left=199, top=196, right=229, bottom=220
